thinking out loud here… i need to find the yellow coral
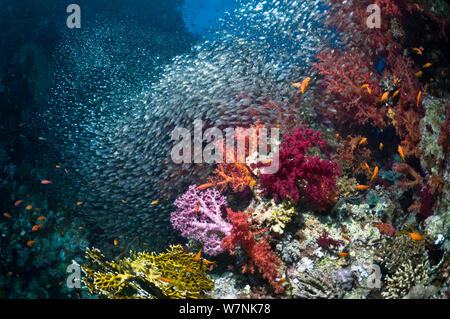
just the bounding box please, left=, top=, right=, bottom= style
left=81, top=245, right=214, bottom=299
left=250, top=200, right=298, bottom=234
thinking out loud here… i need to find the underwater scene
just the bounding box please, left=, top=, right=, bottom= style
left=0, top=0, right=449, bottom=301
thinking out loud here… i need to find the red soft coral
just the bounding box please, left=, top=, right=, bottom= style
left=254, top=126, right=341, bottom=211
left=315, top=0, right=424, bottom=157
left=221, top=208, right=284, bottom=294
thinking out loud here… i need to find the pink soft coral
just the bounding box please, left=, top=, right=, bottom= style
left=171, top=185, right=232, bottom=256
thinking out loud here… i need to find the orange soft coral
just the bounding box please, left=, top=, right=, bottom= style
left=208, top=162, right=255, bottom=193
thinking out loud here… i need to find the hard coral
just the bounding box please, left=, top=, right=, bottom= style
left=254, top=126, right=341, bottom=211
left=171, top=185, right=232, bottom=256
left=221, top=208, right=284, bottom=294
left=81, top=245, right=214, bottom=299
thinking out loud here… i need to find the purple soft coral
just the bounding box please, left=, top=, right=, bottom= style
left=170, top=185, right=232, bottom=256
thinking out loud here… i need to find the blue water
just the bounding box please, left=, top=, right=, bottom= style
left=181, top=0, right=238, bottom=36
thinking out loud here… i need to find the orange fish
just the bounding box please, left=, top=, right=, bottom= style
left=361, top=84, right=371, bottom=94
left=14, top=200, right=23, bottom=207
left=398, top=145, right=405, bottom=161
left=422, top=63, right=432, bottom=68
left=414, top=70, right=423, bottom=77
left=151, top=200, right=159, bottom=205
left=380, top=91, right=389, bottom=102
left=358, top=137, right=367, bottom=146
left=64, top=169, right=69, bottom=174
left=370, top=166, right=379, bottom=182
left=31, top=224, right=42, bottom=232
left=3, top=212, right=12, bottom=218
left=414, top=3, right=420, bottom=10
left=409, top=233, right=424, bottom=241
left=412, top=47, right=423, bottom=55
left=35, top=208, right=40, bottom=212
left=393, top=76, right=398, bottom=84
left=18, top=123, right=25, bottom=127
left=37, top=216, right=46, bottom=221
left=278, top=278, right=287, bottom=283
left=121, top=200, right=127, bottom=203
left=55, top=165, right=61, bottom=168
left=342, top=234, right=351, bottom=242
left=338, top=252, right=349, bottom=257
left=197, top=183, right=213, bottom=190
left=27, top=240, right=36, bottom=247
left=159, top=277, right=171, bottom=283
left=357, top=185, right=370, bottom=190
left=379, top=142, right=384, bottom=151
left=202, top=259, right=216, bottom=265
left=392, top=89, right=400, bottom=98
left=76, top=201, right=84, bottom=206
left=194, top=249, right=202, bottom=261
left=300, top=77, right=311, bottom=94
left=416, top=91, right=422, bottom=107
left=113, top=240, right=118, bottom=246
left=364, top=163, right=371, bottom=173
left=292, top=82, right=302, bottom=88
left=195, top=204, right=200, bottom=213
left=335, top=133, right=339, bottom=141
left=25, top=205, right=33, bottom=211
left=209, top=265, right=214, bottom=271
left=41, top=180, right=52, bottom=185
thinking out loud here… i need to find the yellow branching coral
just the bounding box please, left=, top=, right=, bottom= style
left=81, top=245, right=214, bottom=299
left=250, top=200, right=298, bottom=234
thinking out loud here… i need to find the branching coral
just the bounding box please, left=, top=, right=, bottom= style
left=382, top=259, right=430, bottom=299
left=221, top=208, right=284, bottom=293
left=254, top=126, right=341, bottom=211
left=375, top=234, right=428, bottom=273
left=376, top=233, right=432, bottom=298
left=249, top=200, right=298, bottom=235
left=81, top=245, right=214, bottom=299
left=171, top=185, right=231, bottom=256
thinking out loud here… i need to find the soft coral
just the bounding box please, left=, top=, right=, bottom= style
left=254, top=126, right=341, bottom=211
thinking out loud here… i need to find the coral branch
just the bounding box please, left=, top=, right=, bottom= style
left=221, top=208, right=284, bottom=293
left=171, top=185, right=232, bottom=256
